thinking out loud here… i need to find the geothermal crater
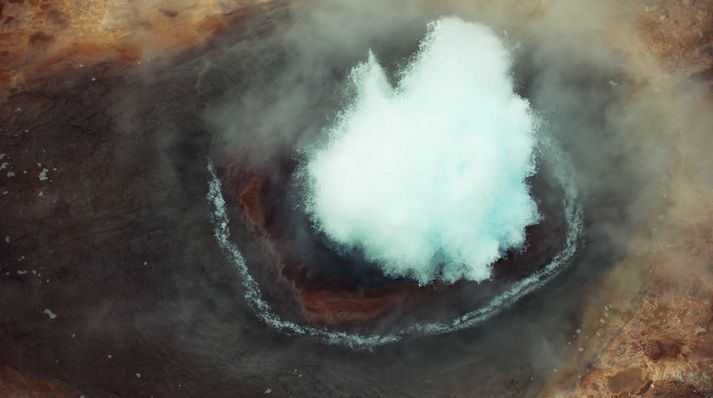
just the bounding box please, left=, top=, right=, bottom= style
left=210, top=18, right=580, bottom=337
left=3, top=0, right=712, bottom=396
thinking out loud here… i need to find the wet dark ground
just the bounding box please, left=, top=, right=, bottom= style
left=0, top=3, right=640, bottom=397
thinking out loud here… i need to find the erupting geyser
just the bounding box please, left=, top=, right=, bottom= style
left=207, top=14, right=581, bottom=346
left=303, top=18, right=541, bottom=284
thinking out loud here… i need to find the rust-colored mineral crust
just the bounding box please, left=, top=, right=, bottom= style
left=0, top=366, right=80, bottom=398
left=225, top=164, right=442, bottom=327
left=0, top=0, right=272, bottom=98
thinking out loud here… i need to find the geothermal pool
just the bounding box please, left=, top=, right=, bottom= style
left=205, top=17, right=582, bottom=347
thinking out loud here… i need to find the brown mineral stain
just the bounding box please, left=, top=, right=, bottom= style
left=0, top=366, right=79, bottom=398
left=238, top=175, right=268, bottom=229
left=606, top=367, right=646, bottom=395
left=299, top=290, right=402, bottom=325
left=0, top=0, right=272, bottom=98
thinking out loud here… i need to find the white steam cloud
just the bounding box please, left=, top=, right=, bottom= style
left=303, top=17, right=540, bottom=284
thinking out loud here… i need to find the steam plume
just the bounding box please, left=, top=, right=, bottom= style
left=303, top=17, right=540, bottom=284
